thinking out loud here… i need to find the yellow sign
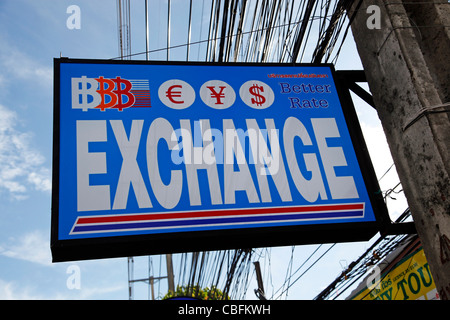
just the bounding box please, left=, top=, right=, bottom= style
left=351, top=248, right=439, bottom=300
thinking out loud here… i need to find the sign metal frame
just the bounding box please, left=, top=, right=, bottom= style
left=51, top=58, right=390, bottom=262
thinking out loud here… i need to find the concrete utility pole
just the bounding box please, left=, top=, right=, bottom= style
left=166, top=254, right=175, bottom=293
left=348, top=0, right=450, bottom=299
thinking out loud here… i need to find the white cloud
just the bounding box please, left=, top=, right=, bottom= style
left=28, top=170, right=52, bottom=192
left=0, top=230, right=52, bottom=267
left=0, top=39, right=52, bottom=90
left=0, top=230, right=127, bottom=300
left=0, top=104, right=51, bottom=198
left=0, top=279, right=43, bottom=300
left=0, top=277, right=125, bottom=300
left=0, top=34, right=52, bottom=200
left=75, top=284, right=125, bottom=300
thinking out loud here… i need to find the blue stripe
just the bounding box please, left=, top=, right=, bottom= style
left=72, top=210, right=364, bottom=233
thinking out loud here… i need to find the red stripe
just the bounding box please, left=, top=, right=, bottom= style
left=76, top=204, right=364, bottom=225
left=131, top=91, right=150, bottom=94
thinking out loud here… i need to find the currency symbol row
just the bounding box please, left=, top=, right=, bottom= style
left=71, top=76, right=275, bottom=111
left=159, top=79, right=275, bottom=110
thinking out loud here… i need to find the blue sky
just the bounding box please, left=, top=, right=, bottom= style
left=0, top=0, right=408, bottom=300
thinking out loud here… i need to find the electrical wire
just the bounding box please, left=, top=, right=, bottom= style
left=125, top=0, right=396, bottom=300
left=111, top=1, right=340, bottom=62
left=273, top=244, right=337, bottom=300
left=314, top=209, right=413, bottom=300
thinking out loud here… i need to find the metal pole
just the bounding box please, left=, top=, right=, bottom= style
left=117, top=0, right=123, bottom=59
left=166, top=254, right=175, bottom=293
left=253, top=261, right=266, bottom=300
left=150, top=278, right=155, bottom=300
left=145, top=0, right=149, bottom=60
left=186, top=0, right=193, bottom=61
left=127, top=257, right=134, bottom=300
left=167, top=0, right=171, bottom=61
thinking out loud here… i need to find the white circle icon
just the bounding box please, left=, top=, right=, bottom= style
left=158, top=79, right=196, bottom=109
left=239, top=80, right=275, bottom=109
left=199, top=80, right=236, bottom=110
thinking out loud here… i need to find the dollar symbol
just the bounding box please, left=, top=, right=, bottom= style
left=71, top=76, right=101, bottom=111
left=95, top=76, right=118, bottom=111
left=249, top=84, right=266, bottom=107
left=112, top=76, right=135, bottom=111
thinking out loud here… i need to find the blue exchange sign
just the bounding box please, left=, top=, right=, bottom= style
left=51, top=59, right=388, bottom=262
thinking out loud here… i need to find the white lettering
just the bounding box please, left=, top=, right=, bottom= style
left=179, top=119, right=223, bottom=206
left=110, top=120, right=152, bottom=209
left=283, top=117, right=327, bottom=202
left=223, top=119, right=260, bottom=204
left=146, top=118, right=182, bottom=209
left=75, top=117, right=359, bottom=212
left=76, top=120, right=111, bottom=211
left=222, top=304, right=270, bottom=315
left=246, top=119, right=292, bottom=203
left=178, top=304, right=212, bottom=317
left=312, top=118, right=358, bottom=199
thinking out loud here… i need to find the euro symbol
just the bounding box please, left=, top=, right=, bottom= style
left=166, top=85, right=184, bottom=104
